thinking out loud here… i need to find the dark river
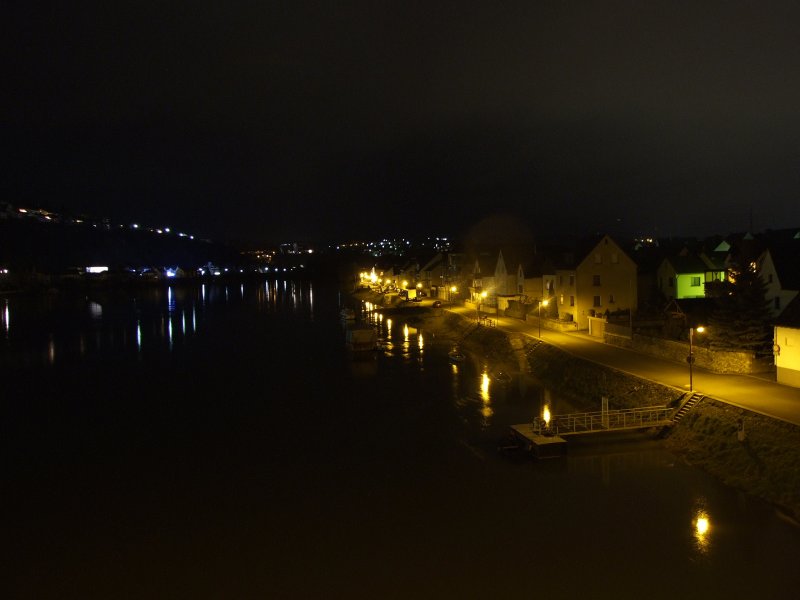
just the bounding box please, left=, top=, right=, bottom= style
left=3, top=280, right=799, bottom=599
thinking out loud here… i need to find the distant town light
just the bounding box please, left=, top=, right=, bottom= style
left=131, top=223, right=139, bottom=228
left=86, top=266, right=109, bottom=274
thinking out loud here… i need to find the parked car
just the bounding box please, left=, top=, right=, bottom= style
left=432, top=300, right=442, bottom=308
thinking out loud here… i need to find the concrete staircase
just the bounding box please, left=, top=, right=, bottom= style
left=672, top=392, right=704, bottom=423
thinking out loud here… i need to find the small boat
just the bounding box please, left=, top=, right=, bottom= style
left=346, top=326, right=378, bottom=353
left=448, top=350, right=465, bottom=362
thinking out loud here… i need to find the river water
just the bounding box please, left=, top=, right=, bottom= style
left=3, top=280, right=799, bottom=599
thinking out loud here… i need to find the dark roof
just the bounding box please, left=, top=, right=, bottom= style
left=665, top=255, right=709, bottom=274
left=768, top=242, right=800, bottom=291
left=775, top=293, right=800, bottom=328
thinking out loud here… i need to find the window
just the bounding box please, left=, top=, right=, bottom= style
left=593, top=295, right=601, bottom=307
left=592, top=275, right=601, bottom=286
left=570, top=295, right=575, bottom=307
left=691, top=276, right=701, bottom=287
left=609, top=294, right=615, bottom=304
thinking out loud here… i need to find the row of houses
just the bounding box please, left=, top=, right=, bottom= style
left=356, top=229, right=800, bottom=387
left=360, top=229, right=800, bottom=326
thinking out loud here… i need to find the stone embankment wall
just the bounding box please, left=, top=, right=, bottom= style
left=605, top=332, right=766, bottom=374
left=525, top=340, right=683, bottom=411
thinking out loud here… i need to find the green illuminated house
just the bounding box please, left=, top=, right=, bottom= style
left=656, top=253, right=727, bottom=301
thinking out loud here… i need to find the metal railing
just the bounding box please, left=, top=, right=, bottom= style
left=532, top=406, right=672, bottom=436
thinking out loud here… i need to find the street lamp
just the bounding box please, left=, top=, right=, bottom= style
left=538, top=298, right=549, bottom=338
left=449, top=285, right=457, bottom=307
left=478, top=290, right=487, bottom=323
left=688, top=326, right=705, bottom=392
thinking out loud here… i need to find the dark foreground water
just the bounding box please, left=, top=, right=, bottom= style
left=3, top=281, right=800, bottom=599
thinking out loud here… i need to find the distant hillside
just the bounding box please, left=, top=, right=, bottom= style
left=0, top=218, right=245, bottom=273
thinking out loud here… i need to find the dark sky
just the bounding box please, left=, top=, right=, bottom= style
left=4, top=1, right=800, bottom=244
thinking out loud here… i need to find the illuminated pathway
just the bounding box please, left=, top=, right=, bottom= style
left=444, top=304, right=800, bottom=427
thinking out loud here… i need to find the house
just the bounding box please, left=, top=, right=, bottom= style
left=757, top=242, right=800, bottom=317
left=553, top=234, right=638, bottom=330
left=656, top=253, right=726, bottom=301
left=468, top=251, right=498, bottom=311
left=774, top=294, right=800, bottom=388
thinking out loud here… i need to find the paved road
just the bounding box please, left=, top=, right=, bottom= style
left=445, top=305, right=800, bottom=427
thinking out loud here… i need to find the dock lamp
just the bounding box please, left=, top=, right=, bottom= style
left=538, top=299, right=549, bottom=338
left=688, top=326, right=705, bottom=391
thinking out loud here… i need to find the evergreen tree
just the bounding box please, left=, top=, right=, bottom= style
left=707, top=261, right=773, bottom=354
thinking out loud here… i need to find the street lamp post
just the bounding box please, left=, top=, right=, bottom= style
left=449, top=286, right=457, bottom=307
left=538, top=299, right=549, bottom=338
left=688, top=326, right=705, bottom=392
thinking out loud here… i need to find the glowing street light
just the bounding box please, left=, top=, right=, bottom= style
left=688, top=326, right=706, bottom=392
left=538, top=298, right=549, bottom=338
left=449, top=285, right=457, bottom=307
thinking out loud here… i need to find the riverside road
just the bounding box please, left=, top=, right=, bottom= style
left=444, top=305, right=800, bottom=427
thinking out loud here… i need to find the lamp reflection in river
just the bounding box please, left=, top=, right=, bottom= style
left=694, top=511, right=711, bottom=552
left=480, top=369, right=493, bottom=422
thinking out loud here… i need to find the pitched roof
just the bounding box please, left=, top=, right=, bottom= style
left=768, top=242, right=800, bottom=291
left=775, top=293, right=800, bottom=328
left=664, top=255, right=710, bottom=274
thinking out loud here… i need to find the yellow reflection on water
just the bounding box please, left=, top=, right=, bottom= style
left=543, top=404, right=551, bottom=427
left=403, top=324, right=409, bottom=342
left=694, top=509, right=711, bottom=553
left=480, top=369, right=493, bottom=422
left=480, top=371, right=490, bottom=402
left=418, top=331, right=424, bottom=350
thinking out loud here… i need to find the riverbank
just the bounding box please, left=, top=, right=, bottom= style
left=353, top=289, right=800, bottom=522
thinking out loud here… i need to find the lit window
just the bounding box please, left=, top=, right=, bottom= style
left=691, top=277, right=701, bottom=287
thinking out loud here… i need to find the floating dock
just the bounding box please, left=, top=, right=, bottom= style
left=509, top=424, right=568, bottom=459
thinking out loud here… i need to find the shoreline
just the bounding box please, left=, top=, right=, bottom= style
left=353, top=289, right=800, bottom=522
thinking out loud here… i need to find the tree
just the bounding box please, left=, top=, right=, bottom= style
left=707, top=261, right=773, bottom=355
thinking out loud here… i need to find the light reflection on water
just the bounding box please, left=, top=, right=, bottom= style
left=0, top=279, right=316, bottom=367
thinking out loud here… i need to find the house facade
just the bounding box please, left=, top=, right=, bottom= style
left=774, top=295, right=800, bottom=388
left=554, top=235, right=638, bottom=330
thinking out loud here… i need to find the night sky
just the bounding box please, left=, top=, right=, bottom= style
left=4, top=1, right=800, bottom=244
